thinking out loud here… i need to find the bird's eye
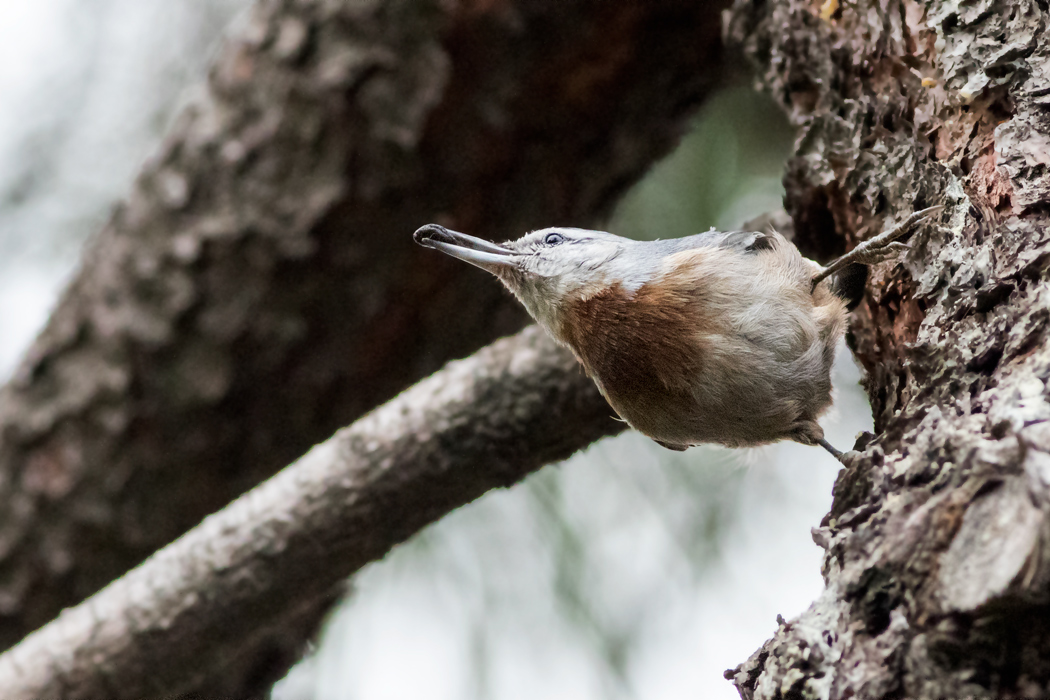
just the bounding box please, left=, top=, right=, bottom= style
left=544, top=232, right=566, bottom=246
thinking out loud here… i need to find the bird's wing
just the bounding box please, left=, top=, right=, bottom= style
left=665, top=230, right=780, bottom=255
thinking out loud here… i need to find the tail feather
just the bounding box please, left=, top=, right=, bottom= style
left=830, top=262, right=868, bottom=310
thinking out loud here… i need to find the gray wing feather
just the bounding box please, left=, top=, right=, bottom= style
left=657, top=230, right=779, bottom=255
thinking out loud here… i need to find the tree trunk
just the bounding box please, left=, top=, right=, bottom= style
left=0, top=0, right=728, bottom=694
left=725, top=0, right=1050, bottom=697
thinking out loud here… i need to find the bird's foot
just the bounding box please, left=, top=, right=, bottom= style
left=845, top=240, right=912, bottom=266
left=817, top=438, right=866, bottom=465
left=817, top=437, right=844, bottom=460
left=813, top=205, right=943, bottom=286
left=847, top=205, right=943, bottom=264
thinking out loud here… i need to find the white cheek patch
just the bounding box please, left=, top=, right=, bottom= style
left=594, top=252, right=653, bottom=295
left=541, top=248, right=653, bottom=301
left=512, top=238, right=657, bottom=320
left=615, top=273, right=647, bottom=295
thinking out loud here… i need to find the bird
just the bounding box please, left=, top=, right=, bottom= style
left=413, top=207, right=940, bottom=461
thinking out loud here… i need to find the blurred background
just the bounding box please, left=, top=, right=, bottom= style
left=0, top=2, right=872, bottom=698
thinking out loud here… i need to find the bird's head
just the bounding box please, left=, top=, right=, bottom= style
left=414, top=224, right=647, bottom=333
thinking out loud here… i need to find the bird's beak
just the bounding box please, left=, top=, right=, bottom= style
left=413, top=224, right=518, bottom=273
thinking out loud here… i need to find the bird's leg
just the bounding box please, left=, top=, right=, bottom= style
left=817, top=437, right=845, bottom=461
left=812, top=205, right=943, bottom=288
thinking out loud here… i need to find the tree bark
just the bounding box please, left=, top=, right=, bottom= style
left=0, top=0, right=728, bottom=693
left=0, top=326, right=623, bottom=700
left=725, top=0, right=1050, bottom=697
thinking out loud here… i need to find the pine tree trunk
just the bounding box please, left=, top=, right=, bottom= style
left=725, top=1, right=1050, bottom=697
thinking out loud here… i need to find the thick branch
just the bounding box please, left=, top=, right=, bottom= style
left=0, top=0, right=728, bottom=689
left=0, top=326, right=623, bottom=699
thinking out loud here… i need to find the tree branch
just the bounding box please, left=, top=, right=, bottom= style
left=0, top=0, right=729, bottom=691
left=0, top=326, right=623, bottom=699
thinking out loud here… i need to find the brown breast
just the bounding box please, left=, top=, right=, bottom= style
left=558, top=265, right=715, bottom=397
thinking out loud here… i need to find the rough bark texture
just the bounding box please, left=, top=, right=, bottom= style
left=0, top=326, right=622, bottom=700
left=725, top=1, right=1050, bottom=698
left=0, top=0, right=728, bottom=692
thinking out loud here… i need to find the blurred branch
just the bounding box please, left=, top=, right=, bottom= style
left=0, top=0, right=730, bottom=692
left=0, top=326, right=623, bottom=699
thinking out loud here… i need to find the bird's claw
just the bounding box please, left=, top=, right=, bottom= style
left=858, top=204, right=942, bottom=257
left=812, top=205, right=943, bottom=286
left=849, top=240, right=911, bottom=266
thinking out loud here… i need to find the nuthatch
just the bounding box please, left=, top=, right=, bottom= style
left=414, top=207, right=940, bottom=460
